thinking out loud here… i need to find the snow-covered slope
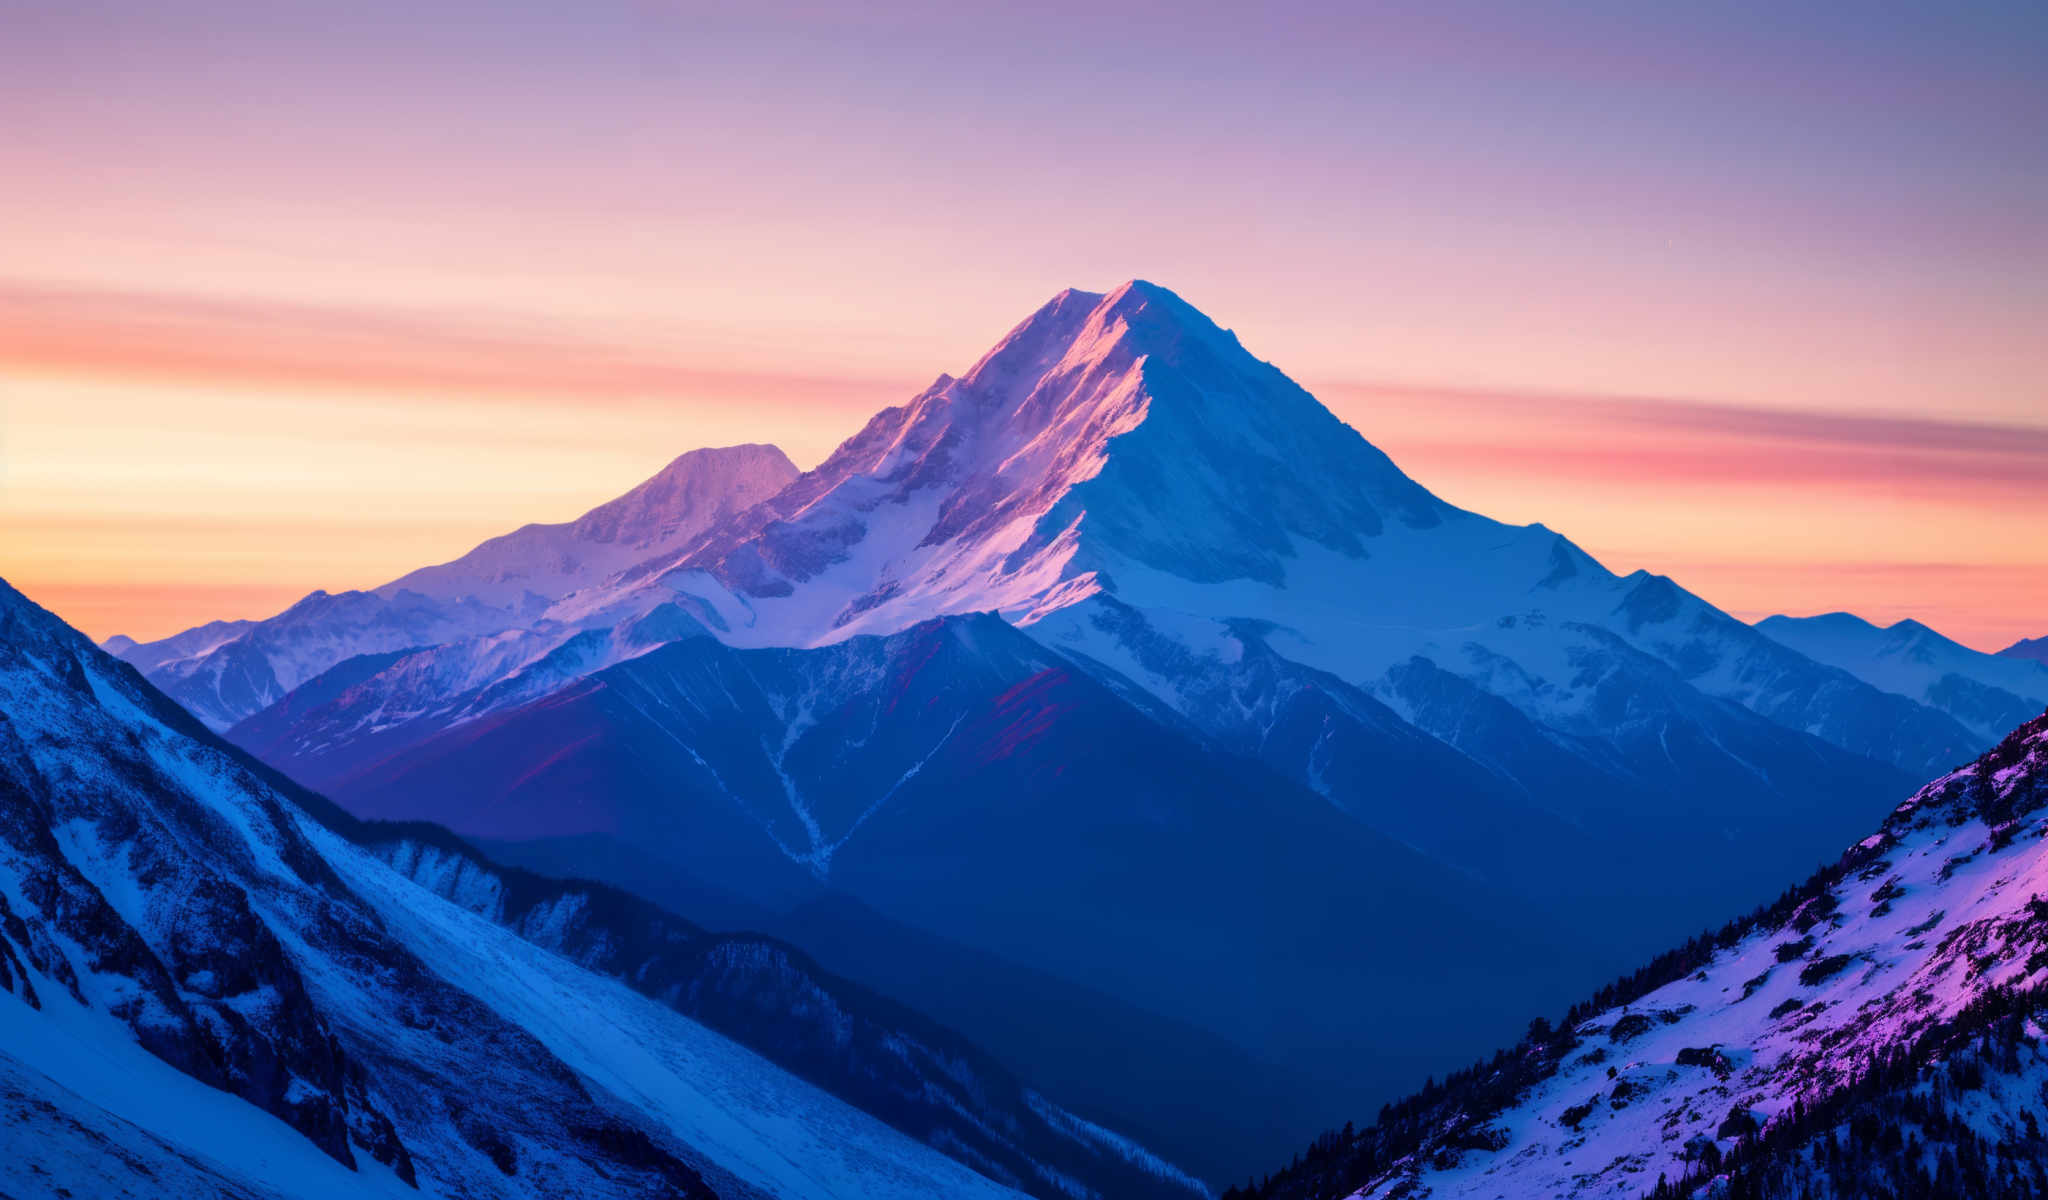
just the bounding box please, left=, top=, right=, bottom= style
left=1233, top=704, right=2048, bottom=1200
left=0, top=574, right=1070, bottom=1200
left=1759, top=611, right=2048, bottom=742
left=332, top=818, right=1210, bottom=1200
left=107, top=444, right=797, bottom=730
left=310, top=828, right=1033, bottom=1200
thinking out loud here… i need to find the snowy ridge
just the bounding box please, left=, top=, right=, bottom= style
left=310, top=824, right=1024, bottom=1200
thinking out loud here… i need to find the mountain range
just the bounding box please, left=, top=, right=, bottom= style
left=0, top=576, right=1209, bottom=1200
left=104, top=280, right=2025, bottom=1184
left=1757, top=612, right=2048, bottom=744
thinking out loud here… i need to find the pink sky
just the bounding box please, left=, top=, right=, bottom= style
left=2, top=0, right=2043, bottom=650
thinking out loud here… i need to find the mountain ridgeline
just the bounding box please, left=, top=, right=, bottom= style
left=106, top=281, right=2021, bottom=1185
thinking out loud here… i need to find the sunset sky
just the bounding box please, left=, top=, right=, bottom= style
left=3, top=0, right=2043, bottom=650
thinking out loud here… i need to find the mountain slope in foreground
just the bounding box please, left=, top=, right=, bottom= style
left=0, top=575, right=1162, bottom=1200
left=1236, top=705, right=2048, bottom=1200
left=337, top=815, right=1208, bottom=1200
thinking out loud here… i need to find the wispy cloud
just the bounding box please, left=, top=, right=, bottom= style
left=0, top=281, right=907, bottom=407
left=1328, top=380, right=2048, bottom=453
left=1320, top=381, right=2048, bottom=495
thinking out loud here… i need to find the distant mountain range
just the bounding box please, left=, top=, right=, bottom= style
left=106, top=281, right=2019, bottom=1183
left=1757, top=612, right=2048, bottom=743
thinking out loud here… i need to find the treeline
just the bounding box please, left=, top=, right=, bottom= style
left=1653, top=981, right=2048, bottom=1200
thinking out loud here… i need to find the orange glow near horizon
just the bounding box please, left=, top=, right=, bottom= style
left=2, top=1, right=2042, bottom=652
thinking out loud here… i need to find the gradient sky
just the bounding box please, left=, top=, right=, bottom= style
left=3, top=0, right=2044, bottom=650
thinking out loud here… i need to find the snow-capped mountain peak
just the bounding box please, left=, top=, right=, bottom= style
left=583, top=281, right=1450, bottom=646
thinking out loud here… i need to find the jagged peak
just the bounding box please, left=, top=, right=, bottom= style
left=1093, top=278, right=1230, bottom=340
left=954, top=280, right=1254, bottom=395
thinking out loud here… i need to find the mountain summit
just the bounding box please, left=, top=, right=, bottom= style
left=584, top=280, right=1447, bottom=642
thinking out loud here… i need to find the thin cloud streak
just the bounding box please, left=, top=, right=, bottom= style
left=1323, top=381, right=2048, bottom=461
left=8, top=293, right=2042, bottom=650
left=0, top=281, right=911, bottom=407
